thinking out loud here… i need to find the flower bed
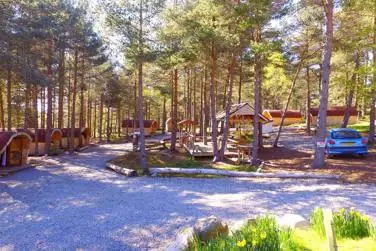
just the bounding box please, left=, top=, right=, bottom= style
left=168, top=208, right=376, bottom=251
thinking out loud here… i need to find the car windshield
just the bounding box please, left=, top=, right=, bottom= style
left=331, top=130, right=361, bottom=139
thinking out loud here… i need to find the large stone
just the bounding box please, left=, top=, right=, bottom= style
left=166, top=227, right=195, bottom=251
left=193, top=216, right=229, bottom=241
left=228, top=218, right=256, bottom=235
left=276, top=214, right=311, bottom=229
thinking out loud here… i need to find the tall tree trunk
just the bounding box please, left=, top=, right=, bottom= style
left=193, top=68, right=196, bottom=124
left=199, top=72, right=203, bottom=135
left=342, top=51, right=360, bottom=128
left=69, top=49, right=78, bottom=153
left=170, top=69, right=178, bottom=151
left=107, top=105, right=111, bottom=142
left=137, top=0, right=149, bottom=174
left=99, top=94, right=103, bottom=141
left=33, top=85, right=39, bottom=155
left=203, top=67, right=208, bottom=145
left=93, top=100, right=97, bottom=139
left=40, top=87, right=46, bottom=128
left=7, top=63, right=12, bottom=131
left=58, top=48, right=65, bottom=129
left=45, top=39, right=53, bottom=155
left=162, top=97, right=166, bottom=134
left=117, top=105, right=121, bottom=138
left=0, top=82, right=5, bottom=130
left=368, top=12, right=376, bottom=144
left=79, top=57, right=85, bottom=146
left=24, top=84, right=31, bottom=129
left=210, top=43, right=219, bottom=161
left=273, top=58, right=305, bottom=147
left=312, top=0, right=334, bottom=168
left=251, top=26, right=262, bottom=166
left=219, top=53, right=236, bottom=160
left=306, top=66, right=311, bottom=135
left=238, top=53, right=243, bottom=104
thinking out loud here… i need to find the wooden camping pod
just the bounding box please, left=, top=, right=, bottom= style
left=309, top=107, right=358, bottom=126
left=262, top=110, right=304, bottom=126
left=122, top=120, right=158, bottom=136
left=16, top=128, right=63, bottom=155
left=60, top=128, right=90, bottom=150
left=0, top=132, right=32, bottom=167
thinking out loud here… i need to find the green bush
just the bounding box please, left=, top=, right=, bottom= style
left=189, top=216, right=297, bottom=251
left=311, top=207, right=373, bottom=239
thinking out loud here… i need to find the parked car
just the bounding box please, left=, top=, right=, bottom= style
left=325, top=128, right=368, bottom=157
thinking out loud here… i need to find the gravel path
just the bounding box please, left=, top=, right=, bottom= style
left=1, top=143, right=375, bottom=250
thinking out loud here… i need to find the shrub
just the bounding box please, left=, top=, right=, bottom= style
left=311, top=207, right=372, bottom=239
left=189, top=216, right=296, bottom=251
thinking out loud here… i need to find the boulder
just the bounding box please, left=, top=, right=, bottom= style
left=193, top=216, right=229, bottom=242
left=276, top=214, right=311, bottom=229
left=166, top=227, right=195, bottom=251
left=228, top=218, right=256, bottom=235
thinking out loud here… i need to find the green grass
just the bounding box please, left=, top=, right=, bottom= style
left=348, top=121, right=370, bottom=133
left=293, top=228, right=376, bottom=251
left=311, top=207, right=374, bottom=239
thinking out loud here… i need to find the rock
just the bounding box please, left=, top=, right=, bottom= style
left=193, top=216, right=229, bottom=242
left=166, top=227, right=195, bottom=251
left=276, top=214, right=311, bottom=229
left=228, top=218, right=256, bottom=235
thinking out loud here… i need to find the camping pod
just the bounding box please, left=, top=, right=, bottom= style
left=165, top=118, right=173, bottom=132
left=0, top=132, right=32, bottom=167
left=81, top=128, right=91, bottom=146
left=309, top=107, right=358, bottom=126
left=17, top=129, right=62, bottom=155
left=262, top=110, right=304, bottom=126
left=61, top=128, right=83, bottom=150
left=122, top=120, right=158, bottom=136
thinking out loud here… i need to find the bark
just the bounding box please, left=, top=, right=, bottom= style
left=251, top=26, right=262, bottom=166
left=210, top=43, right=219, bottom=161
left=69, top=49, right=78, bottom=152
left=40, top=87, right=46, bottom=128
left=137, top=0, right=149, bottom=174
left=273, top=58, right=305, bottom=147
left=238, top=53, right=243, bottom=104
left=99, top=94, right=104, bottom=141
left=306, top=66, right=311, bottom=135
left=312, top=0, right=334, bottom=168
left=24, top=84, right=31, bottom=129
left=93, top=100, right=97, bottom=138
left=58, top=48, right=65, bottom=129
left=199, top=72, right=203, bottom=135
left=0, top=82, right=5, bottom=130
left=218, top=54, right=236, bottom=160
left=7, top=63, right=12, bottom=131
left=79, top=57, right=85, bottom=146
left=67, top=71, right=71, bottom=129
left=193, top=68, right=196, bottom=124
left=33, top=85, right=39, bottom=155
left=170, top=69, right=178, bottom=151
left=162, top=96, right=166, bottom=134
left=203, top=67, right=208, bottom=145
left=368, top=13, right=376, bottom=144
left=342, top=51, right=360, bottom=128
left=117, top=105, right=121, bottom=138
left=106, top=105, right=111, bottom=142
left=45, top=39, right=53, bottom=155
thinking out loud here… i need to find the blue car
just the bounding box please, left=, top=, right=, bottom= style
left=325, top=128, right=368, bottom=157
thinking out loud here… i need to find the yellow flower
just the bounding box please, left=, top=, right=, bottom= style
left=350, top=209, right=354, bottom=215
left=339, top=208, right=346, bottom=214
left=260, top=232, right=267, bottom=240
left=356, top=212, right=361, bottom=218
left=251, top=228, right=257, bottom=233
left=237, top=239, right=246, bottom=248
left=252, top=240, right=257, bottom=246
left=362, top=215, right=369, bottom=222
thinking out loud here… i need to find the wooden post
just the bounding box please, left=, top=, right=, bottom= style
left=323, top=208, right=337, bottom=251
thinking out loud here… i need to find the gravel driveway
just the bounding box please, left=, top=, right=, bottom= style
left=1, top=143, right=375, bottom=250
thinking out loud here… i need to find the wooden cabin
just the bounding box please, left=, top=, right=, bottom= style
left=17, top=129, right=62, bottom=155
left=262, top=110, right=304, bottom=126
left=310, top=107, right=358, bottom=126
left=0, top=132, right=32, bottom=167
left=165, top=118, right=173, bottom=132
left=81, top=128, right=91, bottom=146
left=61, top=128, right=83, bottom=150
left=216, top=103, right=272, bottom=133
left=122, top=120, right=158, bottom=136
